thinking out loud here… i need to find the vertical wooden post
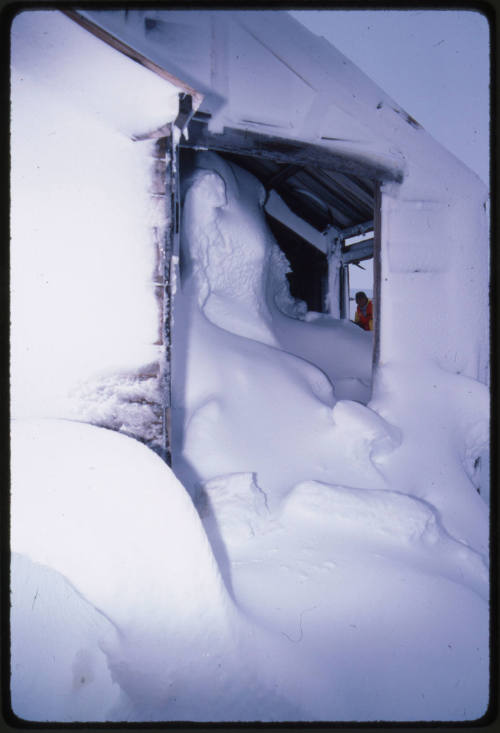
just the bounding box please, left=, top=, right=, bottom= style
left=163, top=130, right=181, bottom=466
left=149, top=130, right=178, bottom=465
left=339, top=263, right=350, bottom=320
left=324, top=227, right=342, bottom=317
left=372, top=183, right=382, bottom=375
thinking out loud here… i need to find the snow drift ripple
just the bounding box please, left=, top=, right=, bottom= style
left=280, top=479, right=488, bottom=598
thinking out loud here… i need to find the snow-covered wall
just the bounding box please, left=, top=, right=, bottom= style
left=378, top=142, right=489, bottom=384
left=370, top=147, right=490, bottom=550
left=10, top=11, right=180, bottom=446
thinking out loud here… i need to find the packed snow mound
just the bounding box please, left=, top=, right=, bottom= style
left=282, top=480, right=442, bottom=541
left=199, top=472, right=270, bottom=545
left=369, top=361, right=489, bottom=554
left=279, top=480, right=488, bottom=596
left=173, top=152, right=387, bottom=501
left=195, top=471, right=489, bottom=721
left=11, top=348, right=489, bottom=721
left=332, top=398, right=402, bottom=461
left=180, top=149, right=373, bottom=391
left=168, top=150, right=489, bottom=722
left=13, top=412, right=483, bottom=723
left=12, top=151, right=489, bottom=722
left=11, top=418, right=230, bottom=632
left=270, top=309, right=374, bottom=400
left=172, top=301, right=389, bottom=503
left=10, top=419, right=315, bottom=722
left=180, top=153, right=275, bottom=345
left=10, top=418, right=252, bottom=720
left=11, top=552, right=121, bottom=722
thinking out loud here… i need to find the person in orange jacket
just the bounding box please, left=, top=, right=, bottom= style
left=354, top=291, right=373, bottom=331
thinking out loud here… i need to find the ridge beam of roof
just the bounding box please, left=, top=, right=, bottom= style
left=341, top=220, right=374, bottom=240
left=265, top=190, right=328, bottom=254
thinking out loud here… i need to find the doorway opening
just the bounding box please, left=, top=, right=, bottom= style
left=177, top=122, right=384, bottom=408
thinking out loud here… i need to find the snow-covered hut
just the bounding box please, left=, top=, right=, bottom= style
left=11, top=8, right=489, bottom=495
left=12, top=10, right=489, bottom=458
left=9, top=8, right=491, bottom=724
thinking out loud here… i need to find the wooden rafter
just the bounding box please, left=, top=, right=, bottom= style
left=265, top=164, right=302, bottom=189
left=317, top=168, right=375, bottom=210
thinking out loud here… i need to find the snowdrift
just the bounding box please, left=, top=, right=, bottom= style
left=11, top=152, right=489, bottom=722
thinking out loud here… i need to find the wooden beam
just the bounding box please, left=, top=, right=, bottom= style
left=372, top=184, right=382, bottom=374
left=182, top=121, right=402, bottom=183
left=341, top=220, right=374, bottom=240
left=340, top=265, right=350, bottom=320
left=318, top=168, right=375, bottom=210
left=341, top=239, right=374, bottom=264
left=265, top=190, right=328, bottom=253
left=278, top=186, right=351, bottom=230
left=289, top=188, right=352, bottom=230
left=290, top=170, right=368, bottom=225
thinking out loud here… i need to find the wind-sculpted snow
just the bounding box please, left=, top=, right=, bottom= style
left=199, top=472, right=271, bottom=544
left=194, top=469, right=488, bottom=721
left=11, top=552, right=121, bottom=722
left=11, top=148, right=489, bottom=721
left=181, top=158, right=276, bottom=346
left=11, top=419, right=231, bottom=635
left=331, top=399, right=402, bottom=462
left=8, top=420, right=328, bottom=722
left=168, top=151, right=488, bottom=721
left=269, top=309, right=374, bottom=402
left=172, top=304, right=388, bottom=503
left=172, top=153, right=387, bottom=502
left=12, top=418, right=489, bottom=721
left=10, top=5, right=490, bottom=721
left=10, top=419, right=247, bottom=720
left=282, top=480, right=442, bottom=542
left=280, top=480, right=488, bottom=597
left=369, top=362, right=489, bottom=555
